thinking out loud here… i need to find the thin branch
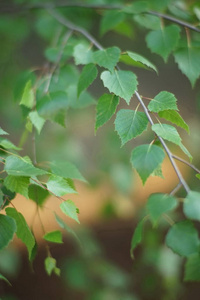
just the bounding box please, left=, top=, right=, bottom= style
left=172, top=154, right=200, bottom=173
left=48, top=9, right=190, bottom=194
left=170, top=182, right=182, bottom=195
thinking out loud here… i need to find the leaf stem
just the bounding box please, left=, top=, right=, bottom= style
left=170, top=182, right=182, bottom=195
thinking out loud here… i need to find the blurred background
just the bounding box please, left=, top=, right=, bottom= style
left=0, top=0, right=200, bottom=299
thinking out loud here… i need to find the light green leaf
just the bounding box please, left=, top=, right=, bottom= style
left=0, top=273, right=11, bottom=286
left=4, top=175, right=29, bottom=199
left=131, top=144, right=165, bottom=184
left=115, top=109, right=148, bottom=146
left=123, top=1, right=149, bottom=14
left=55, top=214, right=81, bottom=246
left=183, top=191, right=200, bottom=221
left=20, top=80, right=34, bottom=109
left=50, top=161, right=86, bottom=182
left=28, top=184, right=49, bottom=207
left=60, top=200, right=80, bottom=224
left=0, top=138, right=21, bottom=151
left=126, top=51, right=158, bottom=73
left=148, top=91, right=178, bottom=113
left=166, top=220, right=200, bottom=257
left=196, top=174, right=200, bottom=180
left=43, top=230, right=63, bottom=244
left=29, top=111, right=46, bottom=134
left=130, top=218, right=145, bottom=259
left=147, top=193, right=178, bottom=225
left=100, top=10, right=125, bottom=36
left=146, top=25, right=180, bottom=62
left=152, top=123, right=182, bottom=145
left=73, top=43, right=93, bottom=65
left=179, top=143, right=192, bottom=161
left=0, top=127, right=8, bottom=135
left=6, top=207, right=35, bottom=260
left=45, top=256, right=60, bottom=276
left=46, top=175, right=77, bottom=197
left=95, top=94, right=119, bottom=132
left=93, top=47, right=121, bottom=72
left=174, top=45, right=200, bottom=87
left=151, top=163, right=164, bottom=179
left=0, top=215, right=16, bottom=250
left=5, top=155, right=47, bottom=177
left=37, top=91, right=68, bottom=123
left=158, top=110, right=189, bottom=133
left=78, top=63, right=98, bottom=97
left=184, top=253, right=200, bottom=281
left=101, top=70, right=138, bottom=104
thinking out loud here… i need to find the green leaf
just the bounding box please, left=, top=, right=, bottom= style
left=93, top=47, right=121, bottom=72
left=46, top=175, right=77, bottom=197
left=147, top=193, right=178, bottom=225
left=183, top=191, right=200, bottom=221
left=174, top=45, right=200, bottom=87
left=78, top=63, right=98, bottom=97
left=0, top=214, right=16, bottom=250
left=73, top=43, right=93, bottom=65
left=115, top=109, right=148, bottom=146
left=60, top=200, right=80, bottom=224
left=125, top=51, right=158, bottom=73
left=50, top=161, right=86, bottom=182
left=55, top=214, right=81, bottom=246
left=101, top=70, right=138, bottom=104
left=146, top=25, right=180, bottom=62
left=166, top=220, right=200, bottom=257
left=43, top=230, right=63, bottom=244
left=148, top=91, right=178, bottom=113
left=29, top=111, right=46, bottom=134
left=0, top=138, right=21, bottom=151
left=20, top=80, right=34, bottom=109
left=184, top=253, right=200, bottom=281
left=4, top=155, right=47, bottom=177
left=67, top=85, right=96, bottom=109
left=152, top=123, right=182, bottom=145
left=6, top=207, right=35, bottom=260
left=131, top=144, right=165, bottom=184
left=4, top=175, right=29, bottom=199
left=179, top=143, right=192, bottom=161
left=44, top=256, right=60, bottom=276
left=158, top=110, right=189, bottom=133
left=37, top=91, right=68, bottom=123
left=0, top=127, right=8, bottom=135
left=133, top=14, right=161, bottom=30
left=28, top=184, right=49, bottom=206
left=123, top=1, right=149, bottom=14
left=130, top=218, right=145, bottom=259
left=100, top=10, right=125, bottom=36
left=95, top=94, right=119, bottom=132
left=0, top=273, right=11, bottom=286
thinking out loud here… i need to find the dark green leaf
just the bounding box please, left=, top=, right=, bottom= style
left=0, top=273, right=11, bottom=286
left=158, top=110, right=189, bottom=133
left=50, top=160, right=86, bottom=182
left=184, top=253, right=200, bottom=281
left=4, top=175, right=29, bottom=199
left=93, top=47, right=121, bottom=72
left=115, top=109, right=148, bottom=146
left=183, top=191, right=200, bottom=221
left=100, top=10, right=125, bottom=36
left=28, top=183, right=49, bottom=206
left=148, top=91, right=178, bottom=113
left=130, top=218, right=145, bottom=259
left=123, top=1, right=149, bottom=14
left=131, top=144, right=165, bottom=184
left=20, top=80, right=34, bottom=109
left=46, top=175, right=77, bottom=196
left=166, top=220, right=200, bottom=257
left=0, top=214, right=16, bottom=250
left=60, top=200, right=80, bottom=224
left=174, top=45, right=200, bottom=87
left=78, top=64, right=98, bottom=97
left=4, top=155, right=47, bottom=177
left=6, top=207, right=35, bottom=260
left=101, top=70, right=138, bottom=104
left=95, top=94, right=119, bottom=132
left=147, top=193, right=178, bottom=225
left=146, top=25, right=180, bottom=62
left=43, top=230, right=63, bottom=244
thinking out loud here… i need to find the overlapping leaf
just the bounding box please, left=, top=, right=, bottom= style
left=0, top=215, right=16, bottom=250
left=148, top=91, right=178, bottom=112
left=184, top=254, right=200, bottom=281
left=29, top=111, right=45, bottom=134
left=183, top=191, right=200, bottom=221
left=93, top=47, right=121, bottom=72
left=20, top=80, right=34, bottom=109
left=158, top=110, right=189, bottom=133
left=78, top=63, right=98, bottom=97
left=100, top=10, right=125, bottom=36
left=4, top=176, right=29, bottom=199
left=152, top=123, right=181, bottom=145
left=46, top=175, right=77, bottom=197
left=28, top=184, right=49, bottom=206
left=115, top=109, right=148, bottom=146
left=73, top=43, right=93, bottom=65
left=50, top=161, right=86, bottom=182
